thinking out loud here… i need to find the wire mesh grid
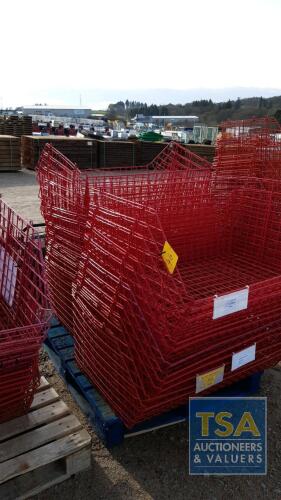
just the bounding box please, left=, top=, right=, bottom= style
left=37, top=142, right=212, bottom=332
left=0, top=199, right=49, bottom=423
left=214, top=116, right=281, bottom=178
left=37, top=140, right=281, bottom=427
left=73, top=176, right=281, bottom=426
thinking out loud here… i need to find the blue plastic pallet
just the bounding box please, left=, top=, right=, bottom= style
left=44, top=319, right=263, bottom=448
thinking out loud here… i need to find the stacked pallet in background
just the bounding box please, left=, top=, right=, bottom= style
left=21, top=135, right=215, bottom=170
left=22, top=136, right=98, bottom=169
left=0, top=115, right=32, bottom=137
left=139, top=141, right=166, bottom=164
left=139, top=142, right=215, bottom=165
left=97, top=141, right=215, bottom=168
left=98, top=140, right=137, bottom=167
left=0, top=135, right=21, bottom=171
left=185, top=143, right=215, bottom=163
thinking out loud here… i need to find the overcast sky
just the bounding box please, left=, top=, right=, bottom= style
left=1, top=0, right=281, bottom=107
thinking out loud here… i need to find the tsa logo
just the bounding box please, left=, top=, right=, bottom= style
left=189, top=397, right=266, bottom=475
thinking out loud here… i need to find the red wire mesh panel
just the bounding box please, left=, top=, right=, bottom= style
left=37, top=145, right=84, bottom=331
left=37, top=142, right=212, bottom=332
left=214, top=117, right=281, bottom=178
left=146, top=140, right=213, bottom=171
left=0, top=199, right=49, bottom=423
left=73, top=175, right=281, bottom=427
left=37, top=140, right=281, bottom=426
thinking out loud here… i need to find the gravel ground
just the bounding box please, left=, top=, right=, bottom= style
left=0, top=169, right=42, bottom=223
left=36, top=352, right=281, bottom=500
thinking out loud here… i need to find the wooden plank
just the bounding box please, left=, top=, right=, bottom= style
left=0, top=168, right=21, bottom=171
left=0, top=460, right=68, bottom=500
left=37, top=376, right=50, bottom=392
left=0, top=374, right=91, bottom=498
left=66, top=447, right=92, bottom=475
left=30, top=387, right=60, bottom=410
left=0, top=450, right=91, bottom=500
left=0, top=414, right=82, bottom=463
left=0, top=400, right=69, bottom=442
left=0, top=429, right=91, bottom=484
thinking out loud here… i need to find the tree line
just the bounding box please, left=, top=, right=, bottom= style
left=106, top=96, right=281, bottom=126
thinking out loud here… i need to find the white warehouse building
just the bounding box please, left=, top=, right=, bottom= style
left=18, top=105, right=92, bottom=118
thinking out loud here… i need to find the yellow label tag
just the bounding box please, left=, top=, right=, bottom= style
left=196, top=365, right=225, bottom=393
left=161, top=241, right=178, bottom=274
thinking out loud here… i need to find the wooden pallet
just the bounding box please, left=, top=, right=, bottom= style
left=22, top=136, right=98, bottom=170
left=0, top=135, right=21, bottom=170
left=0, top=377, right=91, bottom=500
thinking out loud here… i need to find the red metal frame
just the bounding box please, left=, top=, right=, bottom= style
left=214, top=116, right=281, bottom=178
left=0, top=199, right=49, bottom=423
left=37, top=142, right=212, bottom=332
left=73, top=176, right=281, bottom=426
left=37, top=139, right=281, bottom=427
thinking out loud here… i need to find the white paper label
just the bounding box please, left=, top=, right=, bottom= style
left=231, top=344, right=256, bottom=371
left=213, top=287, right=249, bottom=319
left=0, top=245, right=17, bottom=306
left=87, top=141, right=93, bottom=146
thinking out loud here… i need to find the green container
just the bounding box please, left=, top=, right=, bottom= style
left=138, top=131, right=163, bottom=142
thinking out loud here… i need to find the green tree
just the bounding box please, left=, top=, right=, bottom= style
left=274, top=109, right=281, bottom=124
left=225, top=100, right=232, bottom=109
left=234, top=98, right=241, bottom=110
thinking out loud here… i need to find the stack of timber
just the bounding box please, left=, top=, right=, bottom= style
left=139, top=141, right=215, bottom=164
left=185, top=143, right=215, bottom=163
left=0, top=377, right=91, bottom=499
left=21, top=136, right=215, bottom=170
left=138, top=141, right=166, bottom=164
left=96, top=141, right=215, bottom=168
left=22, top=136, right=98, bottom=170
left=97, top=140, right=137, bottom=168
left=0, top=135, right=21, bottom=171
left=0, top=116, right=32, bottom=137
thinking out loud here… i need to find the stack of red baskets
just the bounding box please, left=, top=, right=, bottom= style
left=37, top=132, right=281, bottom=428
left=214, top=116, right=281, bottom=178
left=0, top=199, right=49, bottom=423
left=37, top=145, right=83, bottom=332
left=37, top=142, right=212, bottom=333
left=73, top=174, right=281, bottom=427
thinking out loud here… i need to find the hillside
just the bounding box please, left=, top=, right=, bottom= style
left=107, top=96, right=281, bottom=126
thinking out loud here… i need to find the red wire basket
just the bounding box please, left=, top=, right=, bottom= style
left=73, top=175, right=281, bottom=427
left=37, top=142, right=212, bottom=332
left=0, top=199, right=49, bottom=423
left=214, top=117, right=281, bottom=178
left=37, top=139, right=281, bottom=427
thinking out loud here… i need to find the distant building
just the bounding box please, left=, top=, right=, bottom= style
left=18, top=105, right=92, bottom=118
left=132, top=114, right=199, bottom=126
